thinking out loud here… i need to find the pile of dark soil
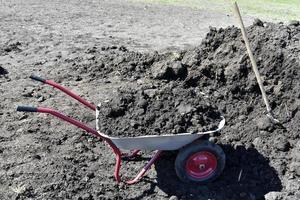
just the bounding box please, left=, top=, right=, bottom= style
left=86, top=20, right=299, bottom=199
left=97, top=82, right=222, bottom=137
left=2, top=19, right=299, bottom=200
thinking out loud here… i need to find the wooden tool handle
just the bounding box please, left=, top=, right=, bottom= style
left=232, top=2, right=272, bottom=113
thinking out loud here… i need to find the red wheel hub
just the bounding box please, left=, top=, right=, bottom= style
left=185, top=151, right=217, bottom=179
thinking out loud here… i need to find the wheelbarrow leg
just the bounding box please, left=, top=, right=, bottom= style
left=126, top=150, right=162, bottom=185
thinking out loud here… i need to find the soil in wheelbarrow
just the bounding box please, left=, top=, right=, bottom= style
left=97, top=82, right=222, bottom=137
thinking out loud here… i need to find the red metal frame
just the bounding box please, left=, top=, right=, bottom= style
left=126, top=150, right=162, bottom=184
left=45, top=80, right=96, bottom=111
left=122, top=149, right=141, bottom=160
left=18, top=75, right=161, bottom=184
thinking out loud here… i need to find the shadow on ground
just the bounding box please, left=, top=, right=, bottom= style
left=135, top=144, right=282, bottom=200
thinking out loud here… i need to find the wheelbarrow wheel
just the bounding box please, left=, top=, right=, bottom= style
left=175, top=140, right=225, bottom=183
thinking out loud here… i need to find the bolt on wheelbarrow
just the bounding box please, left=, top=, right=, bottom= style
left=17, top=74, right=226, bottom=184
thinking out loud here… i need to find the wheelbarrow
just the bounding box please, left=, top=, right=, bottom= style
left=17, top=75, right=226, bottom=184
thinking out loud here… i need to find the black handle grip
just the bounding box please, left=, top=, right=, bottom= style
left=17, top=106, right=37, bottom=112
left=30, top=74, right=46, bottom=83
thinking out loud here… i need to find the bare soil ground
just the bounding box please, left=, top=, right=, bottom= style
left=0, top=0, right=299, bottom=200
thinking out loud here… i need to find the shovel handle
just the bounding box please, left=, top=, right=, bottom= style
left=232, top=2, right=272, bottom=113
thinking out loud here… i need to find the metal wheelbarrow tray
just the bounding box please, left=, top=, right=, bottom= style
left=17, top=75, right=226, bottom=184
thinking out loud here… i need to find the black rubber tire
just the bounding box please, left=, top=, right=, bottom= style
left=175, top=140, right=225, bottom=183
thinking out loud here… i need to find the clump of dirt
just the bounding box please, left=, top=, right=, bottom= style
left=97, top=82, right=222, bottom=137
left=0, top=66, right=8, bottom=76
left=0, top=41, right=22, bottom=55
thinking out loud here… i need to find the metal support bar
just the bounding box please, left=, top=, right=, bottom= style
left=126, top=150, right=162, bottom=184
